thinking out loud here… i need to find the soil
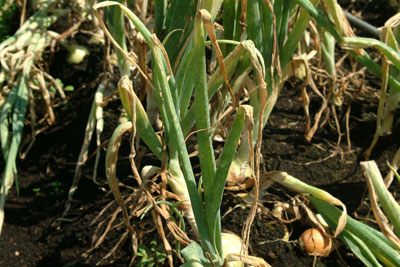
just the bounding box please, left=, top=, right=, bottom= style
left=1, top=2, right=400, bottom=267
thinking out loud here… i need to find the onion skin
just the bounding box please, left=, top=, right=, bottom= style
left=299, top=228, right=332, bottom=257
left=222, top=233, right=244, bottom=267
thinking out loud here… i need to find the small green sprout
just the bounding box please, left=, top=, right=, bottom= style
left=50, top=181, right=64, bottom=196
left=32, top=188, right=41, bottom=195
left=136, top=240, right=167, bottom=267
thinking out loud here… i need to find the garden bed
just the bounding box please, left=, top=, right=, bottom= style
left=1, top=60, right=399, bottom=266
left=0, top=1, right=400, bottom=266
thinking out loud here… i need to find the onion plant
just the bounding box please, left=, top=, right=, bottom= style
left=294, top=1, right=400, bottom=160
left=261, top=166, right=400, bottom=266
left=93, top=1, right=272, bottom=265
left=350, top=15, right=400, bottom=159
left=0, top=1, right=68, bottom=234
left=311, top=195, right=400, bottom=267
left=295, top=0, right=400, bottom=153
left=90, top=0, right=383, bottom=265
left=259, top=3, right=400, bottom=265
left=311, top=158, right=400, bottom=267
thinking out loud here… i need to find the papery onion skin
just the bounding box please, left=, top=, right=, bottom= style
left=299, top=228, right=332, bottom=257
left=222, top=233, right=244, bottom=267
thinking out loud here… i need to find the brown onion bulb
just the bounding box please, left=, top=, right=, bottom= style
left=299, top=228, right=332, bottom=257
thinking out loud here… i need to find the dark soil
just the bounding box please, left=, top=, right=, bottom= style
left=1, top=2, right=400, bottom=267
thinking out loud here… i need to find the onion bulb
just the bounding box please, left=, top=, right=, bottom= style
left=299, top=228, right=332, bottom=257
left=222, top=233, right=244, bottom=267
left=61, top=41, right=89, bottom=64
